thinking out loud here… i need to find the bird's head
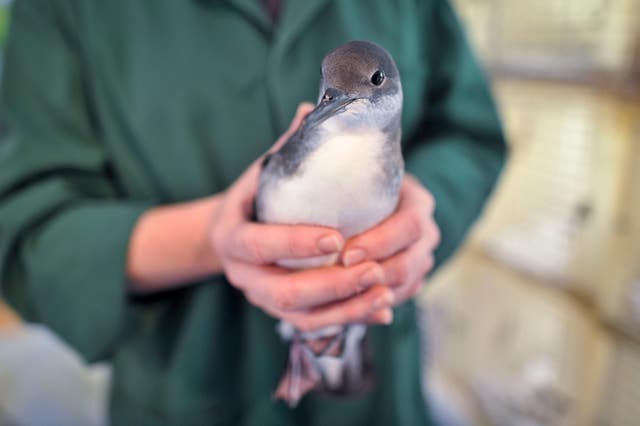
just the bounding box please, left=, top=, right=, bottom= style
left=307, top=41, right=403, bottom=129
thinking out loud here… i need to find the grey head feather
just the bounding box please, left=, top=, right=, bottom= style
left=256, top=40, right=403, bottom=221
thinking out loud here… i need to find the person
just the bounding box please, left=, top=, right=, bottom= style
left=0, top=0, right=506, bottom=425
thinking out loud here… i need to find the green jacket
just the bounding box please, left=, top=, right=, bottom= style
left=0, top=0, right=505, bottom=424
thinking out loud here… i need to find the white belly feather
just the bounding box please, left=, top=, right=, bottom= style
left=260, top=129, right=399, bottom=268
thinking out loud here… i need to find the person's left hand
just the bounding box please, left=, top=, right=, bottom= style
left=341, top=175, right=440, bottom=310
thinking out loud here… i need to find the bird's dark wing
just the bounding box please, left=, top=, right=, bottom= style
left=255, top=96, right=355, bottom=219
left=270, top=96, right=355, bottom=175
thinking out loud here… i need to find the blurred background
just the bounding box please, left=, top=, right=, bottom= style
left=0, top=0, right=639, bottom=425
left=0, top=1, right=112, bottom=420
left=419, top=0, right=640, bottom=425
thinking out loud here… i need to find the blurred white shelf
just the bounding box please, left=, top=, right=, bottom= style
left=594, top=336, right=640, bottom=426
left=419, top=252, right=610, bottom=426
left=452, top=0, right=640, bottom=82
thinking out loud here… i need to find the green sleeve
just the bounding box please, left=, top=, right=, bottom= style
left=0, top=1, right=149, bottom=361
left=404, top=0, right=507, bottom=267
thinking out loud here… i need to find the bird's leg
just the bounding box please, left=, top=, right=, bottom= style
left=304, top=329, right=345, bottom=356
left=274, top=331, right=323, bottom=407
left=274, top=323, right=374, bottom=407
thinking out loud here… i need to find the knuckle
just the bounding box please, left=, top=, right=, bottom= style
left=417, top=254, right=433, bottom=278
left=225, top=269, right=241, bottom=287
left=273, top=285, right=297, bottom=311
left=330, top=270, right=358, bottom=300
left=406, top=210, right=427, bottom=238
left=243, top=231, right=266, bottom=264
left=244, top=290, right=260, bottom=307
left=404, top=253, right=416, bottom=278
left=410, top=281, right=424, bottom=297
left=394, top=258, right=411, bottom=286
left=286, top=232, right=306, bottom=258
left=424, top=190, right=435, bottom=209
left=224, top=266, right=245, bottom=289
left=431, top=223, right=442, bottom=247
left=425, top=254, right=435, bottom=272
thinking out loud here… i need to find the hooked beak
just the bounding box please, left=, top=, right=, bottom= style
left=305, top=87, right=356, bottom=127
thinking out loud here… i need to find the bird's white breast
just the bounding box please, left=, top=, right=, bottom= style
left=261, top=128, right=398, bottom=241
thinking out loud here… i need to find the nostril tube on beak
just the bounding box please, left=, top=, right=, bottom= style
left=321, top=87, right=343, bottom=103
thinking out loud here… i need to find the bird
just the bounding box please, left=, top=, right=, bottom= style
left=255, top=40, right=403, bottom=406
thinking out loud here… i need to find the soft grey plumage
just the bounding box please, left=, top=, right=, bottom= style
left=255, top=40, right=403, bottom=406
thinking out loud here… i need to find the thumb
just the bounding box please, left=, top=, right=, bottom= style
left=288, top=102, right=315, bottom=133
left=270, top=102, right=315, bottom=153
left=229, top=102, right=316, bottom=212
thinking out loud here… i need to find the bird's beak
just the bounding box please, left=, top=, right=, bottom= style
left=305, top=87, right=355, bottom=127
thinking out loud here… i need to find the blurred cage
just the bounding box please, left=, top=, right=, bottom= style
left=473, top=80, right=640, bottom=302
left=421, top=254, right=610, bottom=426
left=420, top=0, right=640, bottom=425
left=455, top=0, right=640, bottom=89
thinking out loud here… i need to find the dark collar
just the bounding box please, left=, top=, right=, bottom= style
left=196, top=0, right=333, bottom=50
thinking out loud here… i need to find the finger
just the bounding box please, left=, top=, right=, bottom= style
left=227, top=222, right=344, bottom=264
left=391, top=278, right=425, bottom=306
left=401, top=175, right=436, bottom=216
left=426, top=219, right=441, bottom=251
left=234, top=261, right=385, bottom=312
left=281, top=285, right=394, bottom=332
left=381, top=238, right=434, bottom=288
left=291, top=102, right=315, bottom=131
left=341, top=177, right=436, bottom=266
left=222, top=159, right=264, bottom=219
left=288, top=102, right=315, bottom=134
left=363, top=308, right=394, bottom=325
left=342, top=208, right=421, bottom=266
left=269, top=102, right=315, bottom=153
left=224, top=103, right=316, bottom=215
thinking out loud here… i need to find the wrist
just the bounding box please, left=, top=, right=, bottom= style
left=127, top=193, right=224, bottom=292
left=191, top=194, right=224, bottom=276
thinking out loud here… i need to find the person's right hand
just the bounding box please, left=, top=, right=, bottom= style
left=209, top=104, right=395, bottom=332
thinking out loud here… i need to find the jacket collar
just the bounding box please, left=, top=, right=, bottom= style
left=198, top=0, right=333, bottom=49
left=224, top=0, right=273, bottom=34
left=276, top=0, right=332, bottom=49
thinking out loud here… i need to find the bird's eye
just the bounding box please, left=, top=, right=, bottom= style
left=370, top=70, right=385, bottom=86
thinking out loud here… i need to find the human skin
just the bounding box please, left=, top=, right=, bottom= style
left=127, top=103, right=440, bottom=332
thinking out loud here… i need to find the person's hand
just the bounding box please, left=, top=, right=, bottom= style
left=210, top=103, right=395, bottom=332
left=341, top=175, right=440, bottom=306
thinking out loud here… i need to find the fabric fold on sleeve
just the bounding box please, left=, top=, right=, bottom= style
left=2, top=198, right=149, bottom=362
left=0, top=0, right=153, bottom=361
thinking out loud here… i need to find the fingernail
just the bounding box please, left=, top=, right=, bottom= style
left=359, top=266, right=384, bottom=288
left=373, top=292, right=394, bottom=310
left=317, top=235, right=343, bottom=254
left=343, top=249, right=367, bottom=267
